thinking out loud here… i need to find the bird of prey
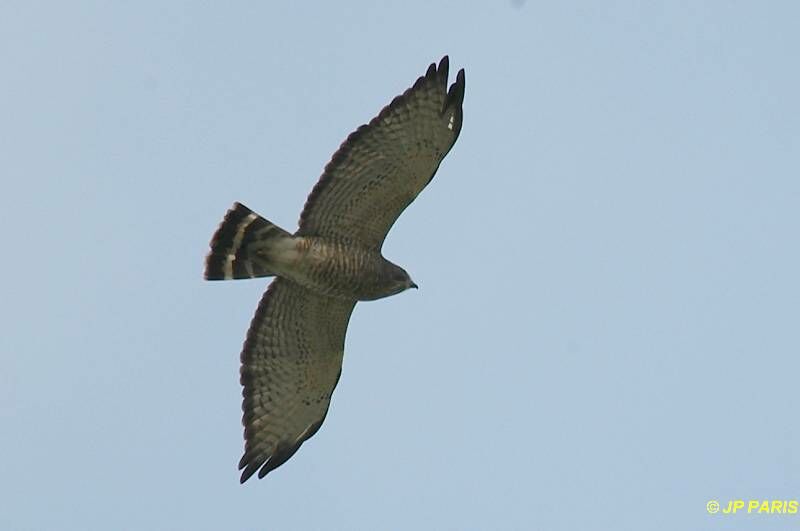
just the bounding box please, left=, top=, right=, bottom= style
left=204, top=56, right=465, bottom=482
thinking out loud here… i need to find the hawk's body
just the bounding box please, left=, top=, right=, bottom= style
left=205, top=57, right=465, bottom=482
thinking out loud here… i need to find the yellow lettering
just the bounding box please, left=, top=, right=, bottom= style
left=722, top=501, right=733, bottom=514
left=788, top=501, right=798, bottom=514
left=758, top=500, right=770, bottom=513
left=747, top=500, right=759, bottom=513
left=771, top=500, right=783, bottom=513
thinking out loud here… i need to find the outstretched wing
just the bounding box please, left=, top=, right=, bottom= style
left=297, top=56, right=465, bottom=249
left=238, top=278, right=356, bottom=482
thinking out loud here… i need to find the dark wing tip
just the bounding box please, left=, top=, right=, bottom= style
left=239, top=461, right=260, bottom=484
left=445, top=68, right=466, bottom=110
left=440, top=67, right=465, bottom=143
left=436, top=55, right=450, bottom=87
left=425, top=61, right=436, bottom=79
left=238, top=440, right=307, bottom=483
left=238, top=448, right=267, bottom=483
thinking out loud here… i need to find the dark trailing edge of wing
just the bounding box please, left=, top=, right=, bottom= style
left=297, top=55, right=466, bottom=232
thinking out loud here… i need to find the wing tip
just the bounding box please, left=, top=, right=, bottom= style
left=436, top=55, right=449, bottom=86
left=446, top=67, right=466, bottom=110
left=425, top=60, right=437, bottom=79
left=239, top=462, right=259, bottom=484
left=237, top=440, right=306, bottom=483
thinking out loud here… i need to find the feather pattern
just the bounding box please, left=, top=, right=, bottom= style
left=298, top=56, right=465, bottom=249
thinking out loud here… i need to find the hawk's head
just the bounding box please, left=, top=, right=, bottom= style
left=379, top=261, right=418, bottom=299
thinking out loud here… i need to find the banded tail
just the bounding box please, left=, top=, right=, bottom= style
left=204, top=202, right=292, bottom=280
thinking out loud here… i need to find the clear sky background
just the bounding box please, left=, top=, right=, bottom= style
left=2, top=2, right=798, bottom=530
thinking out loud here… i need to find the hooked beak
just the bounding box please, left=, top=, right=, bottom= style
left=409, top=280, right=419, bottom=290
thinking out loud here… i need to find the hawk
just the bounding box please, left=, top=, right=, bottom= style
left=205, top=56, right=465, bottom=482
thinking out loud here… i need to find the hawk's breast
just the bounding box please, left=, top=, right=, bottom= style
left=285, top=237, right=387, bottom=300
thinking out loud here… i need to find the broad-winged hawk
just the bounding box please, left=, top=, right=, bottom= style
left=205, top=56, right=465, bottom=482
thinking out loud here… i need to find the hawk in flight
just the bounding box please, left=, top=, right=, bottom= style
left=205, top=56, right=465, bottom=482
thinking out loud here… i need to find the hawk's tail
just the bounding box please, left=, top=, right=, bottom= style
left=204, top=202, right=291, bottom=280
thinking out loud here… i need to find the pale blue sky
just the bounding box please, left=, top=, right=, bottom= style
left=2, top=2, right=798, bottom=530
